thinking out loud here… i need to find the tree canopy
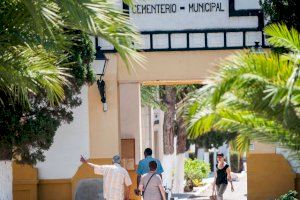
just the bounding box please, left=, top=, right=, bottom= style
left=261, top=0, right=300, bottom=30
left=0, top=0, right=141, bottom=164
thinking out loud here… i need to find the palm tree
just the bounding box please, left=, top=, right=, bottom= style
left=184, top=24, right=300, bottom=161
left=0, top=0, right=141, bottom=199
left=0, top=0, right=142, bottom=106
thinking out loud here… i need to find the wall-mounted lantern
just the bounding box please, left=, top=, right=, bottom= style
left=94, top=46, right=108, bottom=77
left=94, top=45, right=108, bottom=112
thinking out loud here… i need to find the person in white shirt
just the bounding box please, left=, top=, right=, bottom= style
left=80, top=155, right=132, bottom=200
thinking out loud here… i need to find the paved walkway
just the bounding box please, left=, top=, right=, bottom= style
left=190, top=173, right=247, bottom=200
left=173, top=173, right=247, bottom=200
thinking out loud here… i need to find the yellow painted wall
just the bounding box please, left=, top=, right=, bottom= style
left=38, top=179, right=71, bottom=200
left=248, top=154, right=296, bottom=200
left=13, top=158, right=138, bottom=200
left=89, top=54, right=120, bottom=158
left=13, top=163, right=38, bottom=200
left=35, top=158, right=109, bottom=200
left=117, top=50, right=236, bottom=83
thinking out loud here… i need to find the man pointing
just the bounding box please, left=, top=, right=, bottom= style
left=80, top=155, right=132, bottom=200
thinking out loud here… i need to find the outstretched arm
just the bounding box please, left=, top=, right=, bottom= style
left=80, top=155, right=104, bottom=174
left=80, top=155, right=97, bottom=167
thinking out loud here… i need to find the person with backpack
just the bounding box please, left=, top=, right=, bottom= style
left=138, top=161, right=166, bottom=200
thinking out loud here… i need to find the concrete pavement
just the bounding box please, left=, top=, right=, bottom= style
left=172, top=173, right=247, bottom=200
left=192, top=173, right=247, bottom=200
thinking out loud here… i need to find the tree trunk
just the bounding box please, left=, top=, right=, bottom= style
left=173, top=153, right=185, bottom=193
left=163, top=86, right=177, bottom=155
left=0, top=160, right=12, bottom=200
left=177, top=115, right=187, bottom=154
left=195, top=144, right=200, bottom=159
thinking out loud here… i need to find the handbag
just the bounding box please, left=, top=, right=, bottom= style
left=210, top=189, right=217, bottom=200
left=142, top=173, right=156, bottom=196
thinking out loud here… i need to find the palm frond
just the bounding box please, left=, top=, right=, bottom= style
left=0, top=44, right=69, bottom=106
left=234, top=134, right=251, bottom=153
left=265, top=23, right=300, bottom=52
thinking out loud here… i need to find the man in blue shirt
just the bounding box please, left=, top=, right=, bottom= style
left=135, top=148, right=164, bottom=195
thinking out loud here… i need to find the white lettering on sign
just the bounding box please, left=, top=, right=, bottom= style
left=130, top=0, right=260, bottom=31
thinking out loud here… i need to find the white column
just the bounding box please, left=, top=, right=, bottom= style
left=119, top=83, right=143, bottom=164
left=157, top=110, right=165, bottom=161
left=213, top=148, right=217, bottom=172
left=149, top=107, right=155, bottom=154
left=173, top=152, right=185, bottom=193
left=141, top=107, right=150, bottom=150
left=0, top=160, right=12, bottom=200
left=197, top=148, right=205, bottom=160
left=227, top=145, right=231, bottom=166
left=204, top=151, right=210, bottom=164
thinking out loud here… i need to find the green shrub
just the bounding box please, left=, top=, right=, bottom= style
left=184, top=159, right=210, bottom=185
left=278, top=190, right=298, bottom=200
